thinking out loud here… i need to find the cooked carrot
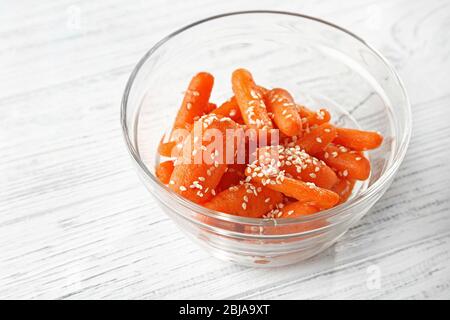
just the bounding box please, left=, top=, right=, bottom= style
left=265, top=88, right=302, bottom=137
left=172, top=72, right=214, bottom=130
left=211, top=96, right=243, bottom=123
left=253, top=146, right=338, bottom=189
left=334, top=127, right=383, bottom=151
left=246, top=168, right=339, bottom=209
left=331, top=178, right=356, bottom=204
left=298, top=105, right=331, bottom=126
left=277, top=202, right=320, bottom=218
left=155, top=160, right=174, bottom=184
left=169, top=114, right=238, bottom=203
left=232, top=68, right=273, bottom=130
left=203, top=183, right=283, bottom=218
left=215, top=163, right=246, bottom=192
left=204, top=102, right=217, bottom=114
left=158, top=140, right=177, bottom=158
left=296, top=123, right=337, bottom=155
left=316, top=144, right=371, bottom=180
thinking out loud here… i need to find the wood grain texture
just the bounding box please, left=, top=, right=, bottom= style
left=1, top=0, right=449, bottom=299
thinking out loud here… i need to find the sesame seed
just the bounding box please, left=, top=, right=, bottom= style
left=287, top=210, right=294, bottom=216
left=186, top=103, right=192, bottom=110
left=265, top=197, right=271, bottom=203
left=198, top=176, right=205, bottom=181
left=179, top=186, right=187, bottom=191
left=355, top=157, right=362, bottom=161
left=316, top=137, right=322, bottom=143
left=192, top=150, right=197, bottom=156
left=211, top=189, right=216, bottom=196
left=242, top=203, right=247, bottom=210
left=309, top=173, right=317, bottom=179
left=206, top=169, right=212, bottom=176
left=243, top=195, right=249, bottom=202
left=342, top=170, right=348, bottom=177
left=324, top=128, right=331, bottom=133
left=169, top=180, right=175, bottom=185
left=229, top=109, right=237, bottom=117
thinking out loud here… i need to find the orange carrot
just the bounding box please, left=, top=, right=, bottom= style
left=215, top=164, right=247, bottom=192
left=334, top=127, right=383, bottom=151
left=155, top=160, right=174, bottom=184
left=158, top=140, right=177, bottom=158
left=203, top=183, right=283, bottom=218
left=331, top=178, right=356, bottom=204
left=211, top=96, right=243, bottom=123
left=277, top=202, right=320, bottom=218
left=246, top=169, right=339, bottom=209
left=204, top=102, right=217, bottom=114
left=232, top=68, right=273, bottom=130
left=316, top=144, right=371, bottom=180
left=296, top=123, right=337, bottom=155
left=252, top=145, right=338, bottom=189
left=298, top=105, right=331, bottom=126
left=173, top=72, right=214, bottom=130
left=265, top=88, right=302, bottom=137
left=169, top=114, right=238, bottom=203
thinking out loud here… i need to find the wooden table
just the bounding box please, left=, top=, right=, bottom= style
left=1, top=0, right=449, bottom=299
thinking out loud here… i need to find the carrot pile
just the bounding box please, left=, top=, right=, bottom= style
left=155, top=69, right=383, bottom=220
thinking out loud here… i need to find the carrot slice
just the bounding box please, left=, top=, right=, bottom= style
left=232, top=68, right=273, bottom=130
left=316, top=144, right=371, bottom=180
left=211, top=96, right=243, bottom=123
left=203, top=182, right=283, bottom=218
left=334, top=127, right=383, bottom=151
left=173, top=72, right=214, bottom=130
left=252, top=145, right=338, bottom=189
left=298, top=105, right=331, bottom=126
left=155, top=160, right=174, bottom=184
left=169, top=114, right=238, bottom=203
left=245, top=168, right=339, bottom=209
left=296, top=123, right=337, bottom=155
left=331, top=178, right=356, bottom=204
left=265, top=88, right=302, bottom=137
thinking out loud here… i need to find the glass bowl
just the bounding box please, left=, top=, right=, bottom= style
left=121, top=11, right=411, bottom=267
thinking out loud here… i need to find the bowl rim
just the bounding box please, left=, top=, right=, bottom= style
left=121, top=10, right=412, bottom=227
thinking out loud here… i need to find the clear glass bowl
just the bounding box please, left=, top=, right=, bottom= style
left=121, top=11, right=411, bottom=267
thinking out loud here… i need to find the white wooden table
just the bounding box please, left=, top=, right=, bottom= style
left=1, top=0, right=449, bottom=299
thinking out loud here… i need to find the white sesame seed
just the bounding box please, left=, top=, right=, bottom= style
left=265, top=197, right=271, bottom=203
left=186, top=102, right=192, bottom=110
left=179, top=186, right=187, bottom=191
left=342, top=170, right=348, bottom=177
left=287, top=210, right=294, bottom=216
left=169, top=180, right=175, bottom=185
left=316, top=137, right=322, bottom=143
left=242, top=203, right=247, bottom=210
left=198, top=176, right=205, bottom=181
left=324, top=128, right=331, bottom=133
left=309, top=173, right=317, bottom=179
left=355, top=157, right=362, bottom=161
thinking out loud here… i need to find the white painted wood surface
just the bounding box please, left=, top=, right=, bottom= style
left=1, top=0, right=450, bottom=299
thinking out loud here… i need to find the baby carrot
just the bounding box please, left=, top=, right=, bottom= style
left=265, top=88, right=302, bottom=137
left=296, top=123, right=337, bottom=155
left=155, top=160, right=174, bottom=184
left=211, top=96, right=243, bottom=123
left=253, top=145, right=338, bottom=189
left=246, top=169, right=339, bottom=209
left=169, top=114, right=238, bottom=203
left=316, top=144, right=371, bottom=180
left=334, top=127, right=383, bottom=151
left=277, top=202, right=320, bottom=218
left=298, top=105, right=331, bottom=126
left=203, top=183, right=283, bottom=218
left=232, top=68, right=273, bottom=130
left=331, top=178, right=356, bottom=204
left=173, top=72, right=214, bottom=130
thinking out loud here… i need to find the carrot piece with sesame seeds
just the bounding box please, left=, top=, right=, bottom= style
left=316, top=144, right=371, bottom=180
left=168, top=114, right=239, bottom=203
left=246, top=170, right=339, bottom=209
left=155, top=160, right=174, bottom=184
left=232, top=68, right=273, bottom=130
left=296, top=123, right=337, bottom=155
left=277, top=202, right=320, bottom=218
left=173, top=72, right=214, bottom=130
left=253, top=146, right=338, bottom=189
left=203, top=183, right=283, bottom=218
left=297, top=105, right=331, bottom=126
left=331, top=178, right=356, bottom=204
left=210, top=96, right=244, bottom=123
left=334, top=127, right=383, bottom=151
left=265, top=88, right=302, bottom=137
